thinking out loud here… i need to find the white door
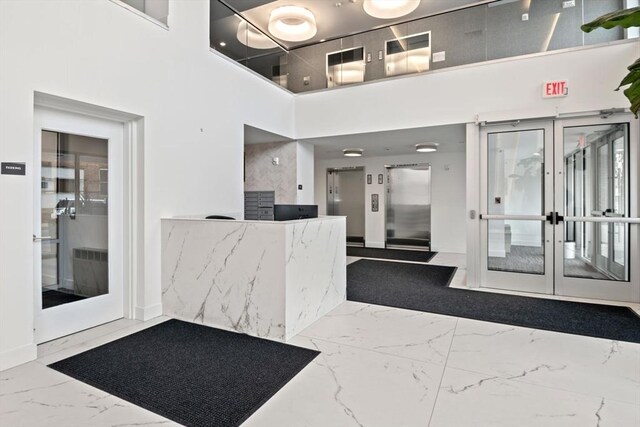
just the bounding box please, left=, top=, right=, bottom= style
left=554, top=114, right=640, bottom=302
left=479, top=114, right=640, bottom=303
left=33, top=107, right=125, bottom=343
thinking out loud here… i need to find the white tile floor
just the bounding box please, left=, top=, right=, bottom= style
left=1, top=253, right=639, bottom=427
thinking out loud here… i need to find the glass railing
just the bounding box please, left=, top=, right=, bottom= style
left=210, top=0, right=633, bottom=94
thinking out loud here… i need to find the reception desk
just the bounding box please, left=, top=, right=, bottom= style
left=161, top=216, right=346, bottom=341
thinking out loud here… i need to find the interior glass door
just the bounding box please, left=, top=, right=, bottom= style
left=480, top=122, right=554, bottom=294
left=34, top=107, right=125, bottom=343
left=555, top=115, right=639, bottom=302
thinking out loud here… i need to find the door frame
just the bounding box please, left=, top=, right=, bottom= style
left=33, top=92, right=145, bottom=343
left=479, top=121, right=555, bottom=295
left=472, top=113, right=639, bottom=303
left=327, top=166, right=366, bottom=246
left=553, top=113, right=640, bottom=303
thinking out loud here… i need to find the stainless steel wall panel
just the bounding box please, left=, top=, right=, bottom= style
left=327, top=168, right=365, bottom=244
left=385, top=165, right=431, bottom=249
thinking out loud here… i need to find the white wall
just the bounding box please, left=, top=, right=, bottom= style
left=315, top=151, right=466, bottom=253
left=296, top=141, right=315, bottom=204
left=295, top=42, right=637, bottom=138
left=0, top=0, right=294, bottom=370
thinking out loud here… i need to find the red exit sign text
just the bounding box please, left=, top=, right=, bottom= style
left=543, top=80, right=568, bottom=98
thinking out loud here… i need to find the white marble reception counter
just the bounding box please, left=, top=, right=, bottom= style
left=161, top=216, right=346, bottom=341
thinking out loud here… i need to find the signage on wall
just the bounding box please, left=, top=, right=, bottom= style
left=1, top=162, right=26, bottom=176
left=543, top=80, right=568, bottom=98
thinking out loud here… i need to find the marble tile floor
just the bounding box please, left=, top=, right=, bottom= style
left=1, top=253, right=638, bottom=427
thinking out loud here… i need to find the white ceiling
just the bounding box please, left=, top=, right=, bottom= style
left=244, top=124, right=292, bottom=144
left=305, top=123, right=467, bottom=159
left=223, top=0, right=490, bottom=49
left=243, top=123, right=466, bottom=159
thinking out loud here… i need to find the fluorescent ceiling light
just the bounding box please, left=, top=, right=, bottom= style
left=415, top=143, right=437, bottom=152
left=237, top=21, right=278, bottom=49
left=363, top=0, right=420, bottom=19
left=343, top=148, right=364, bottom=157
left=268, top=6, right=317, bottom=42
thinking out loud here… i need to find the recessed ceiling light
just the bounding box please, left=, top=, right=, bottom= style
left=343, top=148, right=364, bottom=157
left=415, top=143, right=437, bottom=153
left=237, top=21, right=277, bottom=49
left=268, top=6, right=317, bottom=42
left=363, top=0, right=421, bottom=19
left=219, top=41, right=226, bottom=47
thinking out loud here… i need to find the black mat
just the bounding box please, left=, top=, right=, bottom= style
left=42, top=290, right=86, bottom=309
left=49, top=319, right=319, bottom=427
left=347, top=246, right=437, bottom=263
left=347, top=259, right=640, bottom=343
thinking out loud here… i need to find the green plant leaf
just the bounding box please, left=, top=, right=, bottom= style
left=617, top=69, right=640, bottom=90
left=581, top=7, right=640, bottom=32
left=623, top=79, right=640, bottom=117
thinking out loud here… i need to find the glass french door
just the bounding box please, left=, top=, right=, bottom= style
left=554, top=115, right=639, bottom=302
left=34, top=107, right=125, bottom=343
left=480, top=121, right=554, bottom=294
left=480, top=114, right=639, bottom=303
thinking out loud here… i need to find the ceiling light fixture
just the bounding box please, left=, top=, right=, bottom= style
left=415, top=143, right=437, bottom=153
left=268, top=6, right=317, bottom=42
left=236, top=21, right=278, bottom=49
left=219, top=41, right=226, bottom=47
left=363, top=0, right=420, bottom=19
left=343, top=148, right=364, bottom=157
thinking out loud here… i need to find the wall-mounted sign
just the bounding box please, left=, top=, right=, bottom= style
left=1, top=162, right=26, bottom=176
left=367, top=174, right=372, bottom=184
left=371, top=194, right=379, bottom=212
left=543, top=80, right=568, bottom=98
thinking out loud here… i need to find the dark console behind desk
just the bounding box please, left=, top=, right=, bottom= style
left=274, top=204, right=318, bottom=221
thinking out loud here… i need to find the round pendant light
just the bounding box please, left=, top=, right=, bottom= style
left=343, top=148, right=364, bottom=157
left=415, top=143, right=437, bottom=153
left=268, top=6, right=317, bottom=42
left=363, top=0, right=420, bottom=19
left=237, top=21, right=278, bottom=49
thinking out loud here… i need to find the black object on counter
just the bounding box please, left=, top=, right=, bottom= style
left=274, top=204, right=318, bottom=221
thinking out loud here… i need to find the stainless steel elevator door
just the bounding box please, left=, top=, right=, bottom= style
left=327, top=168, right=365, bottom=245
left=385, top=165, right=431, bottom=249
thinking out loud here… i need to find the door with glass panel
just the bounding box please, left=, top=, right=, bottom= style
left=480, top=122, right=554, bottom=294
left=555, top=115, right=639, bottom=302
left=34, top=107, right=125, bottom=343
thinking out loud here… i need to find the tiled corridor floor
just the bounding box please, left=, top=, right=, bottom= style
left=1, top=254, right=639, bottom=427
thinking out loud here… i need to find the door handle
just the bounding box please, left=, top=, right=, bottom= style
left=33, top=235, right=56, bottom=242
left=546, top=212, right=564, bottom=225
left=604, top=211, right=624, bottom=218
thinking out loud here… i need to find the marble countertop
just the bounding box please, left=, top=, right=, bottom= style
left=162, top=215, right=345, bottom=225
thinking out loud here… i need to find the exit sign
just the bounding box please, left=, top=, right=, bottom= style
left=543, top=80, right=568, bottom=98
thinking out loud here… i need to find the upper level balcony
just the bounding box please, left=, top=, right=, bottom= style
left=209, top=0, right=637, bottom=94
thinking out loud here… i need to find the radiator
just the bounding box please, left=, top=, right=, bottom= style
left=73, top=247, right=108, bottom=297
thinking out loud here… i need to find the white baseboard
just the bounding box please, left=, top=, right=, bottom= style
left=0, top=343, right=37, bottom=372
left=134, top=303, right=163, bottom=321
left=365, top=241, right=385, bottom=249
